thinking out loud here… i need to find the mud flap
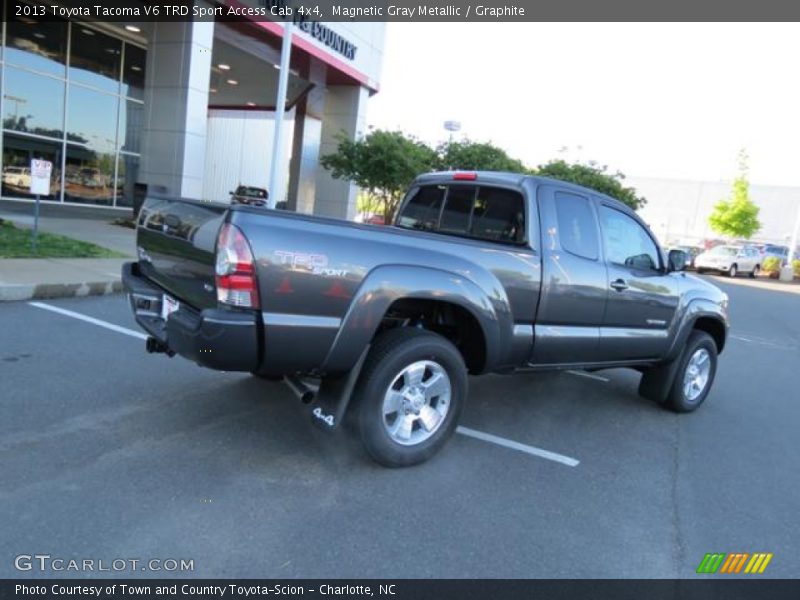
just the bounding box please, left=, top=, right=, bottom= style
left=638, top=356, right=683, bottom=403
left=308, top=345, right=370, bottom=433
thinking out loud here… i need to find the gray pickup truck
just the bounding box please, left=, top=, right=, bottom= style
left=123, top=171, right=729, bottom=467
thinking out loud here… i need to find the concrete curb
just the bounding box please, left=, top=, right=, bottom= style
left=0, top=280, right=123, bottom=302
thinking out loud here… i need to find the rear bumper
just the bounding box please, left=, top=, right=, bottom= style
left=122, top=262, right=259, bottom=372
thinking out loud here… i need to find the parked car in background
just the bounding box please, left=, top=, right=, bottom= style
left=2, top=166, right=32, bottom=189
left=230, top=185, right=268, bottom=207
left=756, top=244, right=790, bottom=266
left=670, top=245, right=703, bottom=270
left=695, top=244, right=761, bottom=278
left=365, top=214, right=386, bottom=225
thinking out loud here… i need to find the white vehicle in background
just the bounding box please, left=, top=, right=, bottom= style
left=2, top=166, right=32, bottom=189
left=695, top=245, right=761, bottom=278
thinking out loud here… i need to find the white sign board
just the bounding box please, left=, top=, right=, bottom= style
left=30, top=159, right=52, bottom=196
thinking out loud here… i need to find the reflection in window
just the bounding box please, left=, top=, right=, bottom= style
left=122, top=44, right=146, bottom=100
left=3, top=67, right=65, bottom=138
left=66, top=85, right=118, bottom=150
left=600, top=206, right=661, bottom=271
left=439, top=186, right=476, bottom=235
left=64, top=144, right=115, bottom=206
left=115, top=154, right=140, bottom=207
left=2, top=134, right=62, bottom=200
left=118, top=100, right=144, bottom=154
left=555, top=192, right=599, bottom=260
left=69, top=26, right=122, bottom=93
left=397, top=186, right=445, bottom=231
left=5, top=15, right=67, bottom=76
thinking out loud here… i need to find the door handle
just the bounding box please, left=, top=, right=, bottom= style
left=610, top=279, right=629, bottom=291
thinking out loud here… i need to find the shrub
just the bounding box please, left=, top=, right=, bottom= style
left=762, top=256, right=782, bottom=274
left=793, top=259, right=800, bottom=278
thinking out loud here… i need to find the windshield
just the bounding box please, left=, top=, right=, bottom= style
left=708, top=246, right=738, bottom=256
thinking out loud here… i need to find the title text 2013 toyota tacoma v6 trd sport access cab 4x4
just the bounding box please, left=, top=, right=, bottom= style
left=123, top=172, right=729, bottom=467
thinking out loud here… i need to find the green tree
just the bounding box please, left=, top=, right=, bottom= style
left=708, top=151, right=761, bottom=239
left=535, top=159, right=646, bottom=211
left=320, top=129, right=438, bottom=222
left=437, top=139, right=528, bottom=172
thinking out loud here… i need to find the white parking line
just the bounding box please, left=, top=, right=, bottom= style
left=28, top=300, right=580, bottom=467
left=29, top=302, right=147, bottom=341
left=456, top=426, right=580, bottom=467
left=730, top=334, right=790, bottom=349
left=566, top=369, right=610, bottom=383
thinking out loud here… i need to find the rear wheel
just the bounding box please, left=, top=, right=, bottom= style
left=664, top=331, right=718, bottom=413
left=750, top=264, right=760, bottom=278
left=355, top=328, right=467, bottom=467
left=728, top=264, right=737, bottom=278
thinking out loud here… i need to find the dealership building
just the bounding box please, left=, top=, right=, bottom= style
left=0, top=3, right=385, bottom=218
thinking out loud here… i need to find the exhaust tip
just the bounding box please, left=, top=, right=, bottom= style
left=283, top=375, right=315, bottom=404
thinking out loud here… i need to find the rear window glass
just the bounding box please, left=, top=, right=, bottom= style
left=439, top=186, right=476, bottom=234
left=397, top=184, right=525, bottom=245
left=396, top=185, right=445, bottom=231
left=472, top=187, right=525, bottom=243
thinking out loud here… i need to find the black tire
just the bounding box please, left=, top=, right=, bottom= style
left=696, top=268, right=705, bottom=275
left=728, top=264, right=737, bottom=278
left=750, top=264, right=760, bottom=279
left=355, top=328, right=467, bottom=467
left=664, top=331, right=718, bottom=413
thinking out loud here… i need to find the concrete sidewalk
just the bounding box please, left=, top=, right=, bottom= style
left=0, top=200, right=134, bottom=301
left=0, top=258, right=128, bottom=301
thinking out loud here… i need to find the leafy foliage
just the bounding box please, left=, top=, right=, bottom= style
left=320, top=130, right=438, bottom=222
left=793, top=259, right=800, bottom=278
left=320, top=129, right=647, bottom=219
left=437, top=139, right=528, bottom=172
left=534, top=160, right=646, bottom=211
left=761, top=256, right=781, bottom=273
left=708, top=151, right=761, bottom=239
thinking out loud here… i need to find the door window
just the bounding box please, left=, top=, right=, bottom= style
left=554, top=192, right=599, bottom=260
left=599, top=206, right=661, bottom=272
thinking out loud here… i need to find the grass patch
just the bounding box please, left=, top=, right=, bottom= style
left=0, top=220, right=127, bottom=258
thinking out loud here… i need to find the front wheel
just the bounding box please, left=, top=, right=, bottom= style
left=750, top=265, right=760, bottom=279
left=355, top=328, right=467, bottom=467
left=728, top=264, right=737, bottom=278
left=664, top=331, right=718, bottom=413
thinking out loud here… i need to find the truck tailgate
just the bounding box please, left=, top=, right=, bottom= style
left=136, top=197, right=226, bottom=310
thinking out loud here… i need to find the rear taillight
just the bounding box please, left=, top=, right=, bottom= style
left=215, top=223, right=259, bottom=309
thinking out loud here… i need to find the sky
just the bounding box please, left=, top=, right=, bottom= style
left=366, top=23, right=800, bottom=187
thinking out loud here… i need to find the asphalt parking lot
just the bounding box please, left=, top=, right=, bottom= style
left=1, top=275, right=798, bottom=579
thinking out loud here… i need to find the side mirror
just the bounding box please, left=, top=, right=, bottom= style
left=668, top=249, right=688, bottom=272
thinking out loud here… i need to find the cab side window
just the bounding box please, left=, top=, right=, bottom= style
left=599, top=205, right=661, bottom=272
left=554, top=191, right=599, bottom=260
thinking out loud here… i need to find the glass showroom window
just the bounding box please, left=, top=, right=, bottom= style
left=1, top=12, right=146, bottom=207
left=69, top=26, right=122, bottom=94
left=4, top=13, right=67, bottom=77
left=2, top=134, right=62, bottom=201
left=64, top=85, right=119, bottom=206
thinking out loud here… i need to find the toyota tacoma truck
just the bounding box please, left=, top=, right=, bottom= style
left=122, top=171, right=729, bottom=467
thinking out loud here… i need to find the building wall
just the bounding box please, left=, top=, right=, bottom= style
left=202, top=108, right=294, bottom=204
left=632, top=176, right=800, bottom=245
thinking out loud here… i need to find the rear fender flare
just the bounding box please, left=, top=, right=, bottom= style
left=321, top=265, right=509, bottom=374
